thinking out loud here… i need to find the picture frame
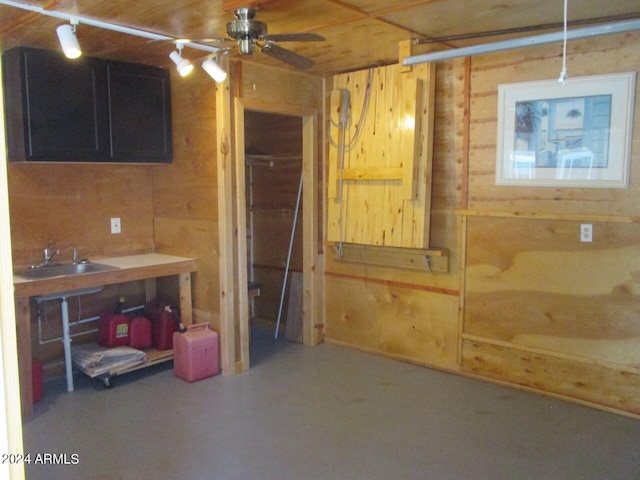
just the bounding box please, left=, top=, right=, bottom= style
left=495, top=72, right=636, bottom=188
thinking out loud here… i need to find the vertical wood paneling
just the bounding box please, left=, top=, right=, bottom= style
left=327, top=62, right=435, bottom=248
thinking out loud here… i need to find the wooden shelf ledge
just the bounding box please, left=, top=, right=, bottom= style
left=330, top=242, right=449, bottom=273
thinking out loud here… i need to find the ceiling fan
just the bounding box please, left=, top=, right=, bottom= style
left=206, top=7, right=325, bottom=70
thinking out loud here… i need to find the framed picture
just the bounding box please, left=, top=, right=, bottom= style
left=495, top=72, right=636, bottom=188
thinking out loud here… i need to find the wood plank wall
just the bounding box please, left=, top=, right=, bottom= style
left=327, top=64, right=435, bottom=248
left=152, top=70, right=220, bottom=328
left=325, top=31, right=640, bottom=417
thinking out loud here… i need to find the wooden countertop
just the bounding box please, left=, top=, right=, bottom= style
left=14, top=253, right=197, bottom=298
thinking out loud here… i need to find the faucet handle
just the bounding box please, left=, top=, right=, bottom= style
left=43, top=240, right=54, bottom=258
left=42, top=240, right=59, bottom=264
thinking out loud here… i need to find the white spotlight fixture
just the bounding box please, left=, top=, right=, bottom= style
left=169, top=43, right=193, bottom=77
left=202, top=56, right=227, bottom=83
left=56, top=20, right=82, bottom=59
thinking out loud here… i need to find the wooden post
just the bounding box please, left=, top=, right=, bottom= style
left=216, top=56, right=236, bottom=377
left=399, top=39, right=413, bottom=73
left=234, top=99, right=250, bottom=370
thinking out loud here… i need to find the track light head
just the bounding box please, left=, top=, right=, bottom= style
left=169, top=46, right=193, bottom=77
left=202, top=57, right=227, bottom=83
left=56, top=21, right=82, bottom=59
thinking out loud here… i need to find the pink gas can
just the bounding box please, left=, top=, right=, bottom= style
left=173, top=323, right=219, bottom=382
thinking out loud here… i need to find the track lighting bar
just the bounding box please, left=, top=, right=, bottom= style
left=403, top=18, right=640, bottom=65
left=0, top=0, right=222, bottom=55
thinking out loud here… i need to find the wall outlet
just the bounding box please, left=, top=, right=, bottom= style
left=111, top=217, right=121, bottom=234
left=580, top=223, right=593, bottom=242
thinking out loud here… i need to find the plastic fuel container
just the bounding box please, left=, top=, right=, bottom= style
left=173, top=323, right=219, bottom=382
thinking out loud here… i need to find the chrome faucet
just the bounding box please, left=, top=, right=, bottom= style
left=42, top=240, right=60, bottom=265
left=70, top=246, right=78, bottom=264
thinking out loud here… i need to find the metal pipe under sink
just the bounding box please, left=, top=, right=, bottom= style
left=35, top=287, right=104, bottom=393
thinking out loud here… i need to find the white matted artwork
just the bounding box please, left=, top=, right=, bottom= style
left=495, top=72, right=636, bottom=188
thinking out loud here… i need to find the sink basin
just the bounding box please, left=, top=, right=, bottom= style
left=15, top=262, right=119, bottom=280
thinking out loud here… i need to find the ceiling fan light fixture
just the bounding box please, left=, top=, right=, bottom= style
left=56, top=21, right=82, bottom=59
left=202, top=57, right=227, bottom=83
left=169, top=49, right=193, bottom=77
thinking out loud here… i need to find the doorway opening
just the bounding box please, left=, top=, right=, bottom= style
left=244, top=110, right=304, bottom=364
left=220, top=97, right=321, bottom=374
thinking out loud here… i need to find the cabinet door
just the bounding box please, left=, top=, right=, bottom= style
left=107, top=62, right=173, bottom=162
left=8, top=47, right=110, bottom=161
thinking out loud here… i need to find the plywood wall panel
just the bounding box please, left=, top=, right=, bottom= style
left=252, top=208, right=303, bottom=271
left=251, top=265, right=294, bottom=324
left=152, top=71, right=218, bottom=222
left=237, top=60, right=323, bottom=109
left=325, top=274, right=459, bottom=370
left=151, top=71, right=221, bottom=323
left=8, top=163, right=154, bottom=267
left=250, top=160, right=302, bottom=208
left=154, top=216, right=220, bottom=330
left=245, top=111, right=302, bottom=157
left=464, top=216, right=640, bottom=368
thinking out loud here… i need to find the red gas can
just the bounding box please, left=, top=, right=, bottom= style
left=129, top=315, right=152, bottom=349
left=32, top=358, right=43, bottom=404
left=97, top=313, right=130, bottom=347
left=145, top=301, right=179, bottom=350
left=173, top=323, right=219, bottom=382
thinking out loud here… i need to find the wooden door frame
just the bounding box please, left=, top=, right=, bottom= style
left=217, top=89, right=321, bottom=375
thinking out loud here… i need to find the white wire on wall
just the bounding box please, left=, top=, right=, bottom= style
left=330, top=68, right=375, bottom=257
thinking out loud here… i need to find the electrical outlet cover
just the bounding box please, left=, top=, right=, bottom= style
left=111, top=217, right=121, bottom=234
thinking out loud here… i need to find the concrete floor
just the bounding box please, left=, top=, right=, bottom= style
left=23, top=327, right=640, bottom=480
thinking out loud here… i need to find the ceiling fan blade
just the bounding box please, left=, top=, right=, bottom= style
left=193, top=37, right=236, bottom=44
left=260, top=43, right=314, bottom=70
left=263, top=32, right=325, bottom=43
left=147, top=37, right=234, bottom=45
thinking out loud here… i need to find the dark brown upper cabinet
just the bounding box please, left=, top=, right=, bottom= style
left=2, top=46, right=172, bottom=163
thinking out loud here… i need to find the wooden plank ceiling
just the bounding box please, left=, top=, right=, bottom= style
left=0, top=0, right=639, bottom=76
